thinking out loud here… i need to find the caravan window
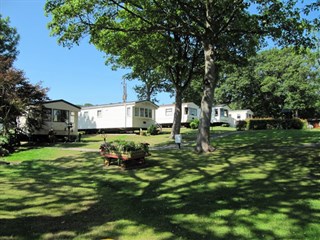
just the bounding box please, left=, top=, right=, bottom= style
left=70, top=112, right=75, bottom=123
left=97, top=110, right=102, bottom=118
left=220, top=108, right=228, bottom=117
left=43, top=108, right=52, bottom=121
left=189, top=108, right=197, bottom=116
left=134, top=107, right=139, bottom=117
left=135, top=107, right=153, bottom=118
left=185, top=107, right=189, bottom=114
left=140, top=108, right=145, bottom=117
left=165, top=108, right=173, bottom=116
left=214, top=109, right=219, bottom=116
left=53, top=109, right=69, bottom=122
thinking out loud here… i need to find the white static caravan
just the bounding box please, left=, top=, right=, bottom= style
left=19, top=99, right=80, bottom=139
left=211, top=105, right=234, bottom=126
left=155, top=102, right=200, bottom=127
left=229, top=109, right=254, bottom=122
left=78, top=100, right=158, bottom=133
left=228, top=109, right=254, bottom=127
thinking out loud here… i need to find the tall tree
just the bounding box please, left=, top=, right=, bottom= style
left=182, top=76, right=204, bottom=107
left=45, top=0, right=318, bottom=152
left=86, top=11, right=203, bottom=138
left=91, top=8, right=204, bottom=138
left=0, top=16, right=48, bottom=136
left=125, top=70, right=170, bottom=103
left=215, top=47, right=320, bottom=118
left=0, top=14, right=19, bottom=60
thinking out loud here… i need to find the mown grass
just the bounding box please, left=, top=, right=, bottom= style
left=0, top=128, right=319, bottom=239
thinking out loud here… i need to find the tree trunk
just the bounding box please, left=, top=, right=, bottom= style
left=196, top=40, right=218, bottom=153
left=171, top=88, right=182, bottom=138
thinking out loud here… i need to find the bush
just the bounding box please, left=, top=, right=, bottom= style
left=147, top=125, right=159, bottom=135
left=0, top=129, right=21, bottom=155
left=247, top=118, right=304, bottom=130
left=0, top=146, right=9, bottom=157
left=100, top=140, right=149, bottom=154
left=189, top=119, right=199, bottom=129
left=236, top=120, right=247, bottom=131
left=286, top=118, right=304, bottom=129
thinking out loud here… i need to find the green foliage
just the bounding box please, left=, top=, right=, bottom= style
left=0, top=15, right=48, bottom=136
left=236, top=120, right=247, bottom=131
left=182, top=76, right=203, bottom=106
left=247, top=118, right=304, bottom=130
left=189, top=118, right=199, bottom=129
left=0, top=146, right=9, bottom=156
left=45, top=0, right=319, bottom=152
left=100, top=140, right=149, bottom=154
left=0, top=131, right=20, bottom=156
left=0, top=14, right=20, bottom=59
left=216, top=47, right=320, bottom=118
left=0, top=136, right=9, bottom=156
left=147, top=124, right=159, bottom=135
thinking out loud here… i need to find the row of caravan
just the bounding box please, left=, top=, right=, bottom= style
left=154, top=102, right=253, bottom=128
left=78, top=100, right=253, bottom=133
left=18, top=100, right=253, bottom=139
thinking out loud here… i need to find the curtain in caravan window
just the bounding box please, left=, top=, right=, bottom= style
left=53, top=109, right=69, bottom=122
left=220, top=108, right=228, bottom=117
left=134, top=107, right=139, bottom=116
left=140, top=108, right=144, bottom=117
left=148, top=109, right=152, bottom=118
left=43, top=108, right=52, bottom=121
left=70, top=112, right=75, bottom=123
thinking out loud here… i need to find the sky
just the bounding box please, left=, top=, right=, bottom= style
left=0, top=0, right=173, bottom=106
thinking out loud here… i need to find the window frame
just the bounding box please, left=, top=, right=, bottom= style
left=165, top=108, right=173, bottom=116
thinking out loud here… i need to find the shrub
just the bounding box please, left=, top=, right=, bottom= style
left=0, top=133, right=19, bottom=155
left=190, top=119, right=199, bottom=129
left=100, top=140, right=149, bottom=154
left=0, top=146, right=9, bottom=157
left=147, top=125, right=159, bottom=135
left=247, top=118, right=304, bottom=130
left=236, top=120, right=247, bottom=131
left=288, top=118, right=304, bottom=129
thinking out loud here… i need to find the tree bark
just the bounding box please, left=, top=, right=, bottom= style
left=196, top=39, right=218, bottom=152
left=171, top=87, right=182, bottom=138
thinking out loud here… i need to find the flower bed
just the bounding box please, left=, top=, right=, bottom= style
left=99, top=140, right=150, bottom=168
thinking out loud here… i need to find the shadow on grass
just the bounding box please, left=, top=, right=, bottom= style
left=0, top=135, right=319, bottom=239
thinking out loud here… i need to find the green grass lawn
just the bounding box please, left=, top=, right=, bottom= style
left=0, top=128, right=319, bottom=239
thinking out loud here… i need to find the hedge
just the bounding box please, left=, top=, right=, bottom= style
left=246, top=118, right=304, bottom=130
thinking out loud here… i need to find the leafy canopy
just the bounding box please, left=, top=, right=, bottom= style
left=0, top=15, right=48, bottom=136
left=215, top=47, right=320, bottom=118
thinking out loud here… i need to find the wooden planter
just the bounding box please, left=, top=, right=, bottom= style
left=100, top=149, right=148, bottom=168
